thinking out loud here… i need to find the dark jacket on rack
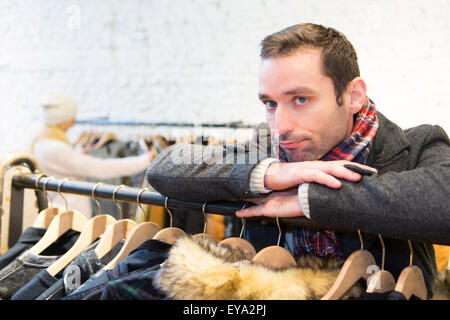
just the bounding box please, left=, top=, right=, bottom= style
left=145, top=111, right=450, bottom=297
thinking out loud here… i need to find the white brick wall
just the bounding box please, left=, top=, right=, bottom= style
left=0, top=0, right=449, bottom=158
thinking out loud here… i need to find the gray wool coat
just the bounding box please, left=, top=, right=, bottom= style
left=146, top=112, right=450, bottom=297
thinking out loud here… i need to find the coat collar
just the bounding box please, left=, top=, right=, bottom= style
left=366, top=112, right=410, bottom=169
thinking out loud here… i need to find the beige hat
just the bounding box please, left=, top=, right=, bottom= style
left=42, top=93, right=79, bottom=125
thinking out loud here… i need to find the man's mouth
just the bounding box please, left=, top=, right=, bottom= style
left=279, top=140, right=307, bottom=149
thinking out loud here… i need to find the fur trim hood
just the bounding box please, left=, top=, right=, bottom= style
left=152, top=235, right=450, bottom=300
left=431, top=269, right=450, bottom=300
left=152, top=235, right=363, bottom=300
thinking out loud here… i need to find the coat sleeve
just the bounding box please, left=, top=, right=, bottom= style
left=35, top=139, right=151, bottom=181
left=306, top=127, right=450, bottom=245
left=146, top=124, right=273, bottom=202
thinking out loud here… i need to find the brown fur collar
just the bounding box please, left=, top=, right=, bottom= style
left=431, top=269, right=450, bottom=300
left=152, top=235, right=363, bottom=300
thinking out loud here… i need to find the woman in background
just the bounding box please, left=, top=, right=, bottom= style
left=31, top=92, right=155, bottom=218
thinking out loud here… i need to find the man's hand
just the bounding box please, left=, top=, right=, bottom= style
left=236, top=188, right=303, bottom=218
left=264, top=160, right=377, bottom=191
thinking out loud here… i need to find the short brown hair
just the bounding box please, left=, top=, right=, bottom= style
left=260, top=23, right=360, bottom=105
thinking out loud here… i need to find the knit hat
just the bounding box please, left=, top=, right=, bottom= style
left=42, top=93, right=78, bottom=125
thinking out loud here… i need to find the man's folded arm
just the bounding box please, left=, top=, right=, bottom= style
left=145, top=142, right=276, bottom=203
left=306, top=139, right=450, bottom=244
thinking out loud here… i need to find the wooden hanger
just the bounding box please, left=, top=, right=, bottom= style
left=192, top=203, right=218, bottom=244
left=321, top=230, right=377, bottom=300
left=94, top=219, right=137, bottom=260
left=32, top=175, right=62, bottom=228
left=94, top=186, right=143, bottom=259
left=72, top=131, right=90, bottom=148
left=137, top=133, right=150, bottom=153
left=92, top=132, right=119, bottom=150
left=103, top=222, right=161, bottom=270
left=46, top=213, right=116, bottom=276
left=219, top=202, right=256, bottom=257
left=366, top=234, right=396, bottom=293
left=82, top=131, right=98, bottom=148
left=102, top=188, right=162, bottom=270
left=394, top=239, right=427, bottom=300
left=47, top=183, right=119, bottom=275
left=152, top=197, right=185, bottom=245
left=27, top=178, right=89, bottom=256
left=252, top=217, right=296, bottom=270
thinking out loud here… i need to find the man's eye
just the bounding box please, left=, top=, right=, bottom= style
left=264, top=101, right=277, bottom=109
left=294, top=96, right=308, bottom=106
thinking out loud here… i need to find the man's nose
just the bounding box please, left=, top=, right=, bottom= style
left=274, top=104, right=294, bottom=136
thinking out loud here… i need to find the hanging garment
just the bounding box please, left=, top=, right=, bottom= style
left=152, top=235, right=450, bottom=300
left=0, top=227, right=48, bottom=270
left=0, top=229, right=79, bottom=300
left=431, top=269, right=450, bottom=300
left=62, top=239, right=172, bottom=300
left=11, top=239, right=124, bottom=300
left=153, top=235, right=362, bottom=300
left=82, top=265, right=165, bottom=300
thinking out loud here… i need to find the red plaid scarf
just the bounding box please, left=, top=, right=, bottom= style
left=284, top=97, right=378, bottom=259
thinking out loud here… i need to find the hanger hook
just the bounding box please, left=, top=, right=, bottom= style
left=357, top=229, right=364, bottom=251
left=378, top=233, right=386, bottom=270
left=57, top=178, right=69, bottom=211
left=42, top=176, right=54, bottom=208
left=408, top=239, right=413, bottom=266
left=137, top=187, right=149, bottom=214
left=112, top=184, right=126, bottom=219
left=164, top=197, right=173, bottom=228
left=276, top=217, right=282, bottom=247
left=34, top=173, right=45, bottom=188
left=35, top=173, right=48, bottom=207
left=92, top=182, right=104, bottom=215
left=239, top=202, right=248, bottom=239
left=201, top=203, right=208, bottom=234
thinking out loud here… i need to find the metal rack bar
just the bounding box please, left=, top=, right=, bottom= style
left=75, top=119, right=255, bottom=129
left=9, top=173, right=331, bottom=246
left=9, top=172, right=450, bottom=248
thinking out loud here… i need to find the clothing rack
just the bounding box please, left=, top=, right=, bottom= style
left=8, top=173, right=330, bottom=249
left=75, top=118, right=256, bottom=129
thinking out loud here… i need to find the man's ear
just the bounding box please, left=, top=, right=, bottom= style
left=346, top=77, right=367, bottom=114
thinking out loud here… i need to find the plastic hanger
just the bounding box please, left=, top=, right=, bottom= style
left=94, top=185, right=140, bottom=260
left=27, top=178, right=89, bottom=256
left=366, top=234, right=396, bottom=293
left=152, top=197, right=185, bottom=244
left=321, top=230, right=376, bottom=300
left=32, top=175, right=62, bottom=228
left=394, top=239, right=427, bottom=300
left=192, top=203, right=218, bottom=244
left=219, top=202, right=256, bottom=257
left=252, top=217, right=296, bottom=270
left=102, top=188, right=162, bottom=270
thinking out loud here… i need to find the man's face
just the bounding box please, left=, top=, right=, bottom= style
left=259, top=48, right=355, bottom=162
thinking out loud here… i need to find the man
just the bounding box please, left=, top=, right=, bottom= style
left=146, top=23, right=450, bottom=297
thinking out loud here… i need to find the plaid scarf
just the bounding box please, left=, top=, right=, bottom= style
left=277, top=97, right=379, bottom=259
